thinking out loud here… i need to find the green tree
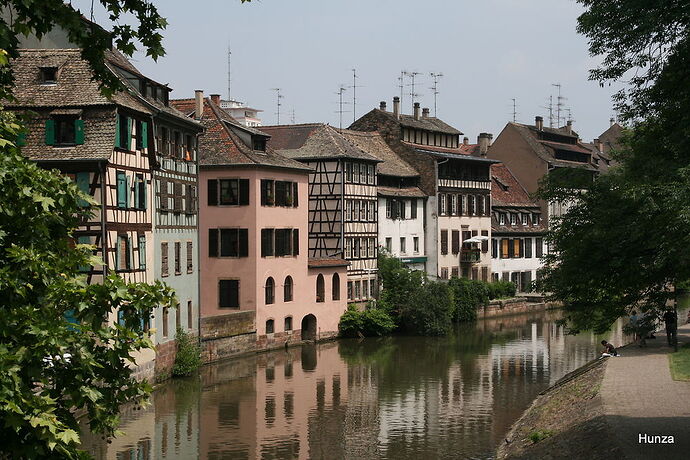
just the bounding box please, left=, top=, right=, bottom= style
left=377, top=252, right=425, bottom=322
left=538, top=1, right=690, bottom=333
left=400, top=282, right=454, bottom=336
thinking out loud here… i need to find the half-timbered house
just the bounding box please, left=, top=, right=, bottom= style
left=350, top=99, right=497, bottom=281
left=260, top=123, right=381, bottom=305
left=171, top=94, right=347, bottom=362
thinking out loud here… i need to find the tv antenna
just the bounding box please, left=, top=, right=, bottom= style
left=406, top=71, right=422, bottom=102
left=552, top=83, right=567, bottom=127
left=510, top=98, right=518, bottom=123
left=541, top=95, right=555, bottom=127
left=349, top=68, right=360, bottom=123
left=227, top=44, right=232, bottom=101
left=335, top=85, right=350, bottom=130
left=271, top=88, right=283, bottom=125
left=290, top=108, right=296, bottom=125
left=430, top=72, right=443, bottom=117
left=398, top=70, right=407, bottom=108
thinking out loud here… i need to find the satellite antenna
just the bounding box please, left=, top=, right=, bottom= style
left=430, top=72, right=443, bottom=117
left=271, top=88, right=283, bottom=125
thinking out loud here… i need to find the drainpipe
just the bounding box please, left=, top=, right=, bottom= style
left=433, top=158, right=449, bottom=280
left=100, top=160, right=108, bottom=277
left=340, top=159, right=345, bottom=257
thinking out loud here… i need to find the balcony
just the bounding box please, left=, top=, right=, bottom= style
left=460, top=248, right=481, bottom=263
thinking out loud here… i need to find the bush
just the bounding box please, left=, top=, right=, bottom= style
left=172, top=327, right=202, bottom=377
left=400, top=281, right=453, bottom=335
left=449, top=278, right=489, bottom=322
left=339, top=305, right=397, bottom=338
left=487, top=280, right=517, bottom=299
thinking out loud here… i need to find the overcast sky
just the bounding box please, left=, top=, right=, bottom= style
left=77, top=0, right=622, bottom=142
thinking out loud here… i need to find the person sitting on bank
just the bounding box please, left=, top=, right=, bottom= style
left=663, top=308, right=678, bottom=347
left=601, top=340, right=618, bottom=357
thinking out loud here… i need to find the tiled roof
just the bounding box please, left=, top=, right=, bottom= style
left=337, top=129, right=418, bottom=177
left=598, top=122, right=624, bottom=155
left=374, top=109, right=462, bottom=135
left=170, top=97, right=310, bottom=171
left=377, top=186, right=427, bottom=198
left=491, top=163, right=540, bottom=207
left=458, top=143, right=481, bottom=156
left=18, top=107, right=116, bottom=161
left=308, top=257, right=349, bottom=268
left=261, top=124, right=380, bottom=162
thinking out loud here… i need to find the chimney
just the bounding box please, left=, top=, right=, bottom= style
left=535, top=116, right=544, bottom=131
left=610, top=117, right=615, bottom=126
left=478, top=132, right=492, bottom=157
left=393, top=96, right=400, bottom=118
left=565, top=120, right=573, bottom=135
left=194, top=90, right=204, bottom=120
left=422, top=107, right=430, bottom=119
left=380, top=101, right=387, bottom=111
left=594, top=138, right=603, bottom=153
left=210, top=94, right=221, bottom=105
left=463, top=136, right=469, bottom=145
left=413, top=102, right=420, bottom=120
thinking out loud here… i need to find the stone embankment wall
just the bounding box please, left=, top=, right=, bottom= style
left=477, top=297, right=560, bottom=319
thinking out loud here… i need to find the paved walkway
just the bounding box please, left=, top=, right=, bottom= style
left=600, top=322, right=690, bottom=459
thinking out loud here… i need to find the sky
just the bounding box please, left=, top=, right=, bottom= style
left=76, top=0, right=623, bottom=142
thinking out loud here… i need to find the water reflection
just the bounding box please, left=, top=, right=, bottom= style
left=82, top=309, right=635, bottom=460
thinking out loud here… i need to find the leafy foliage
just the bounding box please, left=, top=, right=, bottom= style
left=376, top=252, right=425, bottom=323
left=399, top=281, right=454, bottom=336
left=0, top=93, right=175, bottom=458
left=172, top=327, right=202, bottom=377
left=538, top=1, right=690, bottom=333
left=339, top=305, right=397, bottom=338
left=487, top=280, right=517, bottom=300
left=448, top=278, right=488, bottom=322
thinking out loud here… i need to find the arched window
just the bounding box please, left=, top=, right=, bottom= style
left=316, top=274, right=325, bottom=303
left=284, top=276, right=293, bottom=302
left=265, top=277, right=275, bottom=304
left=332, top=273, right=340, bottom=300
left=266, top=319, right=274, bottom=334
left=284, top=316, right=293, bottom=332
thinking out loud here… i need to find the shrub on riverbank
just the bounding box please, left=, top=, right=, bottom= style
left=449, top=278, right=488, bottom=322
left=488, top=280, right=517, bottom=299
left=172, top=327, right=202, bottom=377
left=400, top=282, right=454, bottom=336
left=339, top=305, right=397, bottom=337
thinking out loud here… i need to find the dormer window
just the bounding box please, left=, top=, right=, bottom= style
left=253, top=137, right=266, bottom=152
left=510, top=213, right=517, bottom=226
left=499, top=213, right=506, bottom=226
left=40, top=67, right=58, bottom=84
left=45, top=115, right=84, bottom=146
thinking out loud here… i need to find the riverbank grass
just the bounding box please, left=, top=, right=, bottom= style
left=669, top=343, right=690, bottom=381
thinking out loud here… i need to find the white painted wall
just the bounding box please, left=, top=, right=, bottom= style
left=378, top=196, right=425, bottom=260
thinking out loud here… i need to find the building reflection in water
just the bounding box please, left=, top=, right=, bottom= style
left=83, top=309, right=631, bottom=459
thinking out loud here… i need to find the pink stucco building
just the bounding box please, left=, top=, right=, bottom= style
left=172, top=93, right=347, bottom=362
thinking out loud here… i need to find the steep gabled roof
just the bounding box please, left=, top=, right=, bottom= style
left=598, top=122, right=624, bottom=153
left=260, top=123, right=380, bottom=162
left=170, top=97, right=310, bottom=171
left=369, top=108, right=462, bottom=135
left=337, top=129, right=417, bottom=177
left=491, top=163, right=539, bottom=207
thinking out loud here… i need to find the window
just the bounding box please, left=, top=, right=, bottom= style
left=135, top=120, right=143, bottom=150
left=332, top=273, right=340, bottom=300
left=368, top=165, right=375, bottom=184
left=261, top=228, right=298, bottom=257
left=360, top=200, right=367, bottom=220
left=354, top=281, right=361, bottom=299
left=362, top=279, right=369, bottom=299
left=439, top=194, right=446, bottom=216
left=208, top=228, right=249, bottom=258
left=385, top=199, right=392, bottom=219
left=347, top=281, right=353, bottom=300
left=186, top=241, right=193, bottom=273
left=161, top=242, right=168, bottom=276
left=40, top=66, right=57, bottom=84
left=459, top=194, right=465, bottom=215
left=525, top=238, right=533, bottom=258
left=285, top=317, right=293, bottom=332
left=185, top=185, right=196, bottom=213
left=174, top=242, right=181, bottom=275
left=370, top=279, right=377, bottom=299
left=482, top=267, right=489, bottom=282
left=398, top=200, right=406, bottom=220
left=522, top=213, right=529, bottom=225
left=481, top=230, right=489, bottom=253
left=133, top=174, right=146, bottom=210
left=266, top=319, right=274, bottom=334
left=501, top=239, right=509, bottom=259
left=116, top=171, right=129, bottom=208
left=440, top=267, right=449, bottom=280
left=160, top=126, right=170, bottom=155
left=410, top=199, right=417, bottom=219
left=513, top=238, right=521, bottom=258
left=451, top=230, right=460, bottom=254
left=536, top=238, right=543, bottom=258
left=510, top=213, right=517, bottom=226
left=118, top=115, right=130, bottom=150
left=187, top=301, right=193, bottom=330
left=499, top=213, right=506, bottom=225
left=159, top=179, right=168, bottom=211
left=347, top=200, right=353, bottom=221
left=385, top=237, right=392, bottom=253
left=185, top=134, right=195, bottom=160
left=253, top=137, right=266, bottom=151
left=265, top=277, right=275, bottom=304
left=274, top=181, right=297, bottom=207
left=346, top=162, right=353, bottom=182
left=451, top=267, right=459, bottom=278
left=368, top=238, right=375, bottom=258
left=208, top=179, right=249, bottom=206
left=284, top=276, right=293, bottom=302
left=173, top=131, right=182, bottom=158
left=162, top=307, right=169, bottom=337
left=413, top=236, right=419, bottom=253
left=316, top=274, right=325, bottom=303
left=138, top=235, right=146, bottom=269
left=115, top=235, right=130, bottom=271
left=219, top=280, right=240, bottom=308
left=440, top=230, right=448, bottom=255
left=400, top=237, right=406, bottom=254
left=478, top=195, right=485, bottom=215
left=532, top=213, right=541, bottom=226
left=359, top=163, right=366, bottom=183
left=450, top=194, right=457, bottom=215
left=353, top=238, right=360, bottom=258
left=261, top=179, right=275, bottom=206
left=49, top=116, right=81, bottom=146
left=275, top=229, right=292, bottom=256
left=492, top=238, right=498, bottom=258
left=468, top=195, right=476, bottom=215
left=345, top=238, right=352, bottom=258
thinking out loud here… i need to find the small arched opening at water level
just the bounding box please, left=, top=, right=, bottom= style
left=301, top=314, right=317, bottom=341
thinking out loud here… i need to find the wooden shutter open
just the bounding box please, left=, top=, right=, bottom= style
left=292, top=229, right=299, bottom=256
left=239, top=229, right=248, bottom=257
left=207, top=179, right=218, bottom=206
left=74, top=119, right=85, bottom=145
left=239, top=179, right=249, bottom=206
left=208, top=229, right=218, bottom=257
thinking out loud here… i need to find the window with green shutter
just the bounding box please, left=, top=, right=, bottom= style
left=138, top=235, right=146, bottom=269
left=45, top=119, right=55, bottom=145
left=116, top=171, right=127, bottom=208
left=114, top=114, right=121, bottom=148
left=141, top=121, right=148, bottom=150
left=74, top=119, right=85, bottom=145
left=75, top=172, right=90, bottom=207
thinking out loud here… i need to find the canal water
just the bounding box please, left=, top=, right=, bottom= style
left=82, top=308, right=635, bottom=460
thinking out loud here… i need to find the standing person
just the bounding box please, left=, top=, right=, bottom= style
left=663, top=308, right=678, bottom=347
left=629, top=311, right=639, bottom=343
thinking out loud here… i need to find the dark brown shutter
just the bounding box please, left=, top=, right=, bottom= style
left=441, top=230, right=448, bottom=255
left=508, top=239, right=515, bottom=258
left=208, top=179, right=218, bottom=206
left=208, top=229, right=218, bottom=257
left=410, top=199, right=417, bottom=219
left=451, top=230, right=460, bottom=254
left=292, top=229, right=299, bottom=256
left=481, top=230, right=489, bottom=253
left=447, top=194, right=453, bottom=215
left=239, top=229, right=248, bottom=257
left=239, top=179, right=250, bottom=206
left=438, top=194, right=443, bottom=215
left=293, top=182, right=298, bottom=207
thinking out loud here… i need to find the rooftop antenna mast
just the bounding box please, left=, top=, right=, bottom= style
left=407, top=71, right=422, bottom=102
left=227, top=44, right=232, bottom=101
left=511, top=98, right=517, bottom=123
left=335, top=85, right=349, bottom=130
left=271, top=88, right=283, bottom=125
left=349, top=68, right=359, bottom=123
left=290, top=108, right=296, bottom=125
left=541, top=95, right=555, bottom=128
left=430, top=72, right=443, bottom=117
left=552, top=83, right=566, bottom=127
left=398, top=70, right=407, bottom=108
